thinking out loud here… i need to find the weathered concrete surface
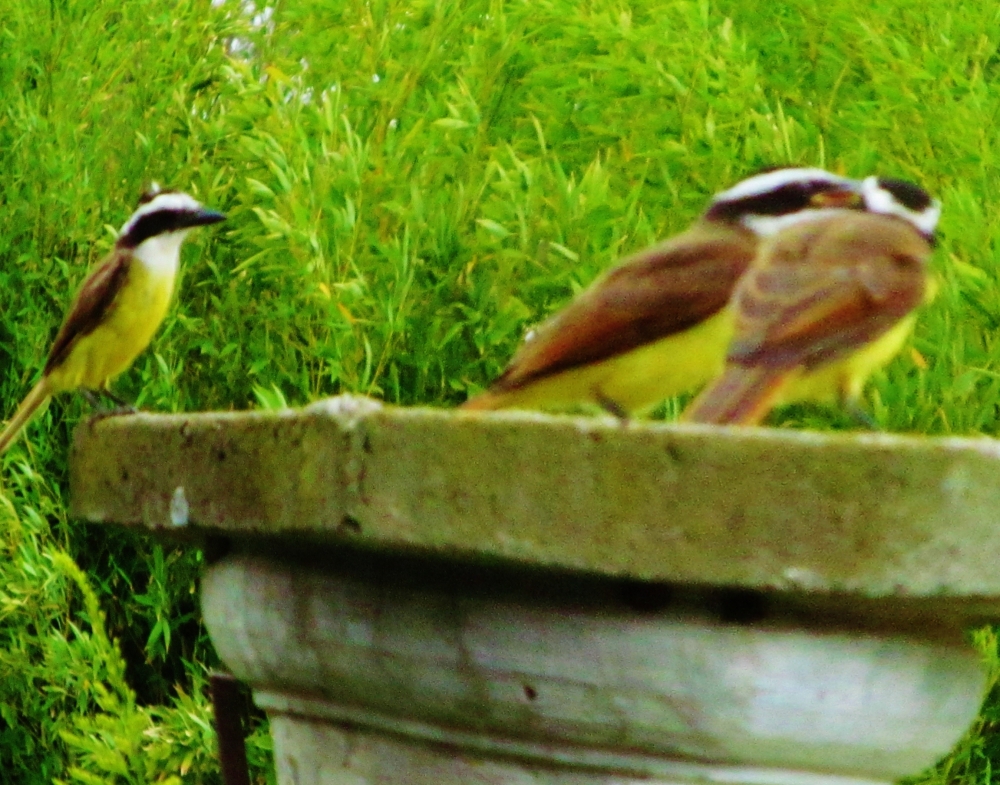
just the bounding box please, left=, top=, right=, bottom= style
left=71, top=395, right=1000, bottom=606
left=69, top=395, right=1000, bottom=783
left=265, top=711, right=904, bottom=785
left=205, top=554, right=985, bottom=781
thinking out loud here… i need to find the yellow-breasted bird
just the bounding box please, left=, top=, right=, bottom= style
left=681, top=176, right=939, bottom=425
left=0, top=185, right=225, bottom=454
left=461, top=167, right=890, bottom=416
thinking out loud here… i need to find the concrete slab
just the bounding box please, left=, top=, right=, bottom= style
left=68, top=395, right=1000, bottom=782
left=70, top=395, right=1000, bottom=609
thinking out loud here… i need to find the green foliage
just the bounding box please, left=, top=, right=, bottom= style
left=0, top=464, right=77, bottom=782
left=2, top=0, right=1000, bottom=781
left=904, top=627, right=1000, bottom=785
left=0, top=462, right=272, bottom=783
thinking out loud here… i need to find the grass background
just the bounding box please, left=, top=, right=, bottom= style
left=2, top=0, right=1000, bottom=781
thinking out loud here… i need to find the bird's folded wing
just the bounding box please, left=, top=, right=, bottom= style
left=45, top=252, right=131, bottom=374
left=727, top=218, right=929, bottom=371
left=489, top=227, right=757, bottom=391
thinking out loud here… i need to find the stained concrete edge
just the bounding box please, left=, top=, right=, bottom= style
left=69, top=395, right=1000, bottom=605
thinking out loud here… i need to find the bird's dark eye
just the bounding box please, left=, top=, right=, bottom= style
left=119, top=209, right=198, bottom=247
left=877, top=178, right=932, bottom=212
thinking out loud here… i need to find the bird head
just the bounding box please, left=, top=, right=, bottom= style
left=859, top=176, right=941, bottom=241
left=703, top=167, right=940, bottom=244
left=703, top=167, right=865, bottom=237
left=117, top=184, right=226, bottom=250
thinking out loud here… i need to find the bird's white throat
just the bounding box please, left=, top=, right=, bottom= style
left=133, top=230, right=190, bottom=276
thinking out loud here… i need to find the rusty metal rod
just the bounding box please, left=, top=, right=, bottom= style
left=211, top=671, right=251, bottom=785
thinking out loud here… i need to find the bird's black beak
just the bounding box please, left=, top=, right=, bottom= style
left=188, top=208, right=227, bottom=228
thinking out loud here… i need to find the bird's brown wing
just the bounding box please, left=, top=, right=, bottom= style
left=45, top=251, right=132, bottom=375
left=488, top=224, right=758, bottom=392
left=727, top=212, right=930, bottom=371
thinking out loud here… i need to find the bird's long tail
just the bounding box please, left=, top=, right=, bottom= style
left=681, top=365, right=788, bottom=425
left=0, top=378, right=52, bottom=455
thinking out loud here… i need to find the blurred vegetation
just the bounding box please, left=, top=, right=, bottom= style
left=2, top=0, right=1000, bottom=781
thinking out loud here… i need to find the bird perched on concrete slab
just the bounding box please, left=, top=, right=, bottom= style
left=681, top=176, right=939, bottom=426
left=0, top=185, right=225, bottom=454
left=462, top=167, right=894, bottom=417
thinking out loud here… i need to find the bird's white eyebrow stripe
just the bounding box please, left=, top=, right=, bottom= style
left=120, top=192, right=202, bottom=235
left=860, top=176, right=941, bottom=236
left=714, top=168, right=856, bottom=203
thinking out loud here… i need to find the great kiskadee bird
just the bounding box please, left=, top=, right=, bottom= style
left=681, top=176, right=939, bottom=425
left=461, top=167, right=882, bottom=416
left=0, top=185, right=225, bottom=454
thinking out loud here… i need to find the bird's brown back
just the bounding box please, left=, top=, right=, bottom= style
left=726, top=212, right=930, bottom=372
left=488, top=222, right=759, bottom=392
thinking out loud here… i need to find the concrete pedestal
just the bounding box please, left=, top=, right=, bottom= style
left=69, top=396, right=1000, bottom=783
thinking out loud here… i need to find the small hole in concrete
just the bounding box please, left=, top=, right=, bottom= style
left=523, top=684, right=538, bottom=701
left=340, top=515, right=362, bottom=534
left=718, top=589, right=768, bottom=625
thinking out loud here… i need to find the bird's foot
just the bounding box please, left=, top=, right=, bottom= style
left=594, top=389, right=630, bottom=424
left=845, top=400, right=880, bottom=431
left=82, top=389, right=138, bottom=418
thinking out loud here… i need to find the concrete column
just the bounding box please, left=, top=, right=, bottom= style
left=70, top=396, right=1000, bottom=784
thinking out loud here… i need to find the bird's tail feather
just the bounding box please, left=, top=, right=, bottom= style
left=460, top=390, right=506, bottom=410
left=0, top=378, right=52, bottom=455
left=682, top=365, right=788, bottom=425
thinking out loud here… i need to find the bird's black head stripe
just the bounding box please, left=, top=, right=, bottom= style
left=705, top=180, right=837, bottom=222
left=118, top=209, right=193, bottom=248
left=877, top=178, right=932, bottom=212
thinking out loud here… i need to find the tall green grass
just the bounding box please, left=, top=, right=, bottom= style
left=2, top=0, right=1000, bottom=780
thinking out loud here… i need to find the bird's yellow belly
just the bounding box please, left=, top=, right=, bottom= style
left=778, top=314, right=918, bottom=405
left=777, top=273, right=934, bottom=407
left=48, top=265, right=175, bottom=392
left=500, top=308, right=735, bottom=413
